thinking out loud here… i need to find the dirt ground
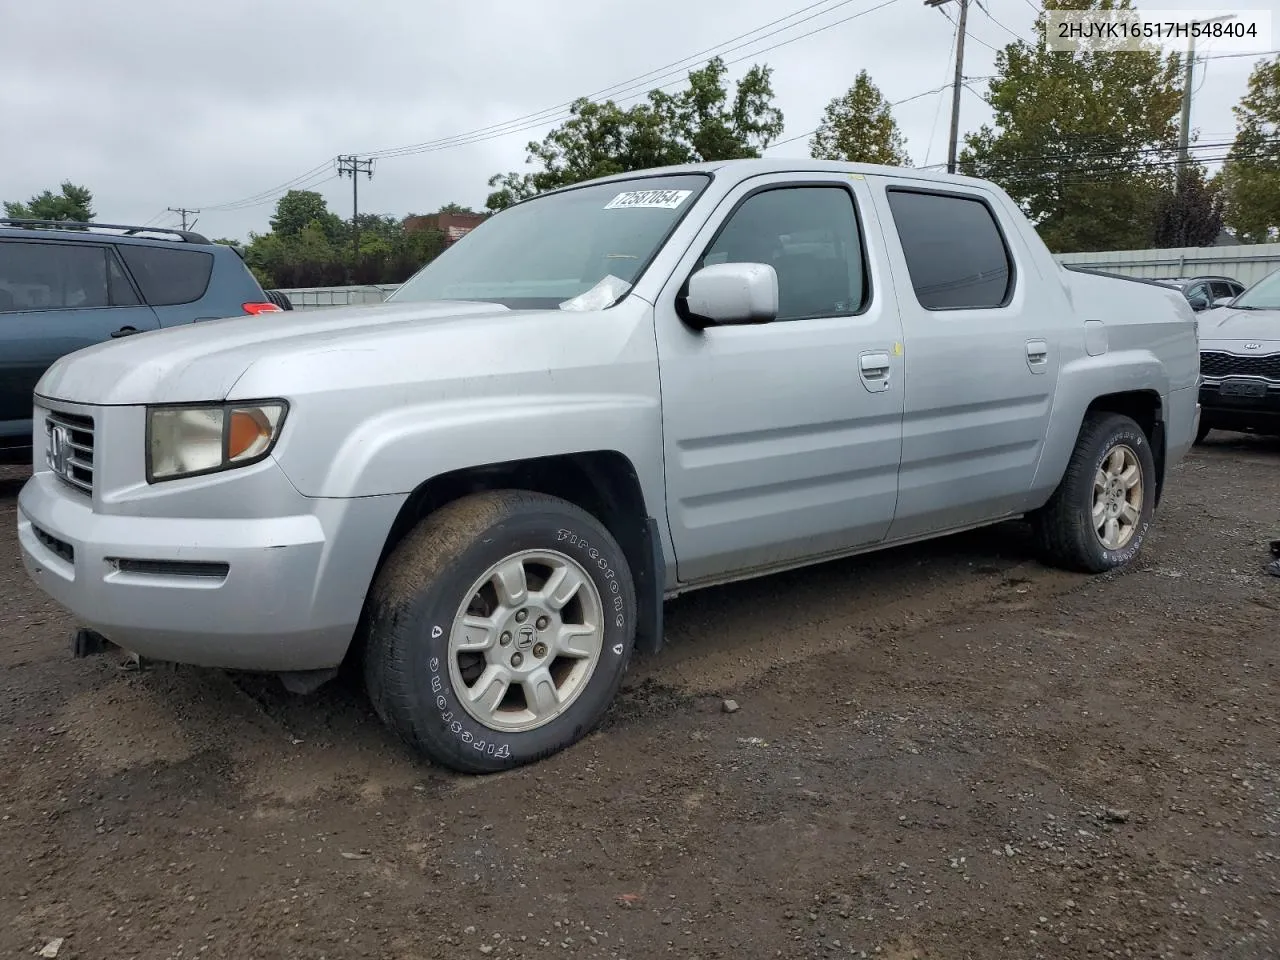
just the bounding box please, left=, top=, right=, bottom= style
left=1, top=437, right=1279, bottom=960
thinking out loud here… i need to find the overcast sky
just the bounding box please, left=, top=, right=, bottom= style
left=2, top=0, right=1276, bottom=241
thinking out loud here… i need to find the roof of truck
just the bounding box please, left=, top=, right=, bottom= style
left=551, top=157, right=994, bottom=193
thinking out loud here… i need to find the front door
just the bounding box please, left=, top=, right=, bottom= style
left=0, top=239, right=158, bottom=445
left=653, top=174, right=906, bottom=584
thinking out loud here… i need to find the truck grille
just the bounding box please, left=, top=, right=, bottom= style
left=1200, top=350, right=1280, bottom=382
left=44, top=409, right=95, bottom=495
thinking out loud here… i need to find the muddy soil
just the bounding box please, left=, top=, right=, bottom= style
left=1, top=436, right=1278, bottom=960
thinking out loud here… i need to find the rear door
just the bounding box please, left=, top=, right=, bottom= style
left=867, top=180, right=1063, bottom=541
left=115, top=242, right=241, bottom=325
left=0, top=239, right=158, bottom=439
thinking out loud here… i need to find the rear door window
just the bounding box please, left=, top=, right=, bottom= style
left=117, top=244, right=214, bottom=306
left=1210, top=280, right=1239, bottom=301
left=884, top=188, right=1014, bottom=310
left=0, top=241, right=113, bottom=311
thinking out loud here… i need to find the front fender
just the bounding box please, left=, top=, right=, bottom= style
left=273, top=391, right=666, bottom=505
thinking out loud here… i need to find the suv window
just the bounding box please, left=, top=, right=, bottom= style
left=885, top=188, right=1013, bottom=310
left=1210, top=280, right=1238, bottom=301
left=699, top=185, right=867, bottom=322
left=118, top=245, right=214, bottom=306
left=0, top=241, right=116, bottom=312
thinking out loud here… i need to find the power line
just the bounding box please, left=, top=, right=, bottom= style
left=937, top=3, right=1004, bottom=55
left=973, top=0, right=1025, bottom=42
left=191, top=0, right=905, bottom=215
left=369, top=0, right=906, bottom=161
left=198, top=162, right=337, bottom=212
left=766, top=81, right=963, bottom=152
left=1197, top=48, right=1280, bottom=62
left=925, top=13, right=961, bottom=165
left=362, top=0, right=874, bottom=160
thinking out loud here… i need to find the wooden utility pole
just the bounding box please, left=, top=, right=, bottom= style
left=1178, top=14, right=1235, bottom=187
left=336, top=155, right=375, bottom=272
left=925, top=0, right=968, bottom=175
left=167, top=207, right=199, bottom=231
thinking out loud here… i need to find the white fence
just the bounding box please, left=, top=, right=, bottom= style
left=1054, top=243, right=1280, bottom=286
left=274, top=242, right=1280, bottom=308
left=275, top=285, right=399, bottom=309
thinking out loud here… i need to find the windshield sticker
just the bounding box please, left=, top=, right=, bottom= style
left=604, top=189, right=692, bottom=210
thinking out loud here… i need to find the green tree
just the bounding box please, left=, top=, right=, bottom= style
left=959, top=0, right=1182, bottom=253
left=1150, top=166, right=1224, bottom=247
left=809, top=70, right=910, bottom=166
left=1219, top=55, right=1280, bottom=243
left=269, top=189, right=344, bottom=241
left=436, top=202, right=477, bottom=214
left=485, top=57, right=784, bottom=211
left=4, top=181, right=95, bottom=221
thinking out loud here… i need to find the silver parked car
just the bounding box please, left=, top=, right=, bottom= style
left=1195, top=267, right=1280, bottom=441
left=16, top=158, right=1200, bottom=772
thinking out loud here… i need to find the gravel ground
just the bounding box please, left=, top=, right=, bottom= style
left=1, top=435, right=1278, bottom=960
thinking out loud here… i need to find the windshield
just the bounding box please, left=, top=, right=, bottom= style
left=389, top=173, right=711, bottom=310
left=1230, top=269, right=1280, bottom=310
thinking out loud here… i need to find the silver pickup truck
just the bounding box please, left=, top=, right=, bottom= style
left=17, top=159, right=1199, bottom=773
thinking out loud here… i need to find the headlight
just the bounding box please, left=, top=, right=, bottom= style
left=147, top=400, right=288, bottom=482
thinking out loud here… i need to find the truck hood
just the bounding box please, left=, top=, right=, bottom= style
left=34, top=299, right=520, bottom=405
left=1196, top=306, right=1280, bottom=348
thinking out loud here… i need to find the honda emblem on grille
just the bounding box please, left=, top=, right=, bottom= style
left=47, top=424, right=71, bottom=476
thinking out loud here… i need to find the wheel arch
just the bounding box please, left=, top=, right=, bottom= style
left=1083, top=389, right=1167, bottom=506
left=347, top=450, right=665, bottom=669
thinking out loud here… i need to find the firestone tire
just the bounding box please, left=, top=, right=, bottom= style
left=1032, top=412, right=1157, bottom=575
left=361, top=490, right=637, bottom=774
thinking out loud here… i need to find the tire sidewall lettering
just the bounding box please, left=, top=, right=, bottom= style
left=421, top=522, right=633, bottom=764
left=555, top=527, right=629, bottom=647
left=1091, top=428, right=1152, bottom=567
left=426, top=651, right=512, bottom=760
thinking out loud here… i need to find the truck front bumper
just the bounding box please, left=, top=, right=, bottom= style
left=17, top=469, right=403, bottom=673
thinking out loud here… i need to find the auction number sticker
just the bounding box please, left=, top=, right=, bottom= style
left=604, top=189, right=692, bottom=210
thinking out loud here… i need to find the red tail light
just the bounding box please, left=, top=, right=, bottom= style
left=242, top=301, right=283, bottom=315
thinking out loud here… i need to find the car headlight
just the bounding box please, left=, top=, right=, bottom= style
left=146, top=401, right=288, bottom=482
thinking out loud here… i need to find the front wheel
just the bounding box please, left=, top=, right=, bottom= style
left=1032, top=412, right=1157, bottom=574
left=1194, top=419, right=1212, bottom=445
left=361, top=490, right=637, bottom=773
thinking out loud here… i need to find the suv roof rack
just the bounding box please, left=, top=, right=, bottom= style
left=0, top=218, right=211, bottom=244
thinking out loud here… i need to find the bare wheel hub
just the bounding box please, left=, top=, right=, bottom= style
left=1092, top=443, right=1143, bottom=551
left=446, top=549, right=604, bottom=733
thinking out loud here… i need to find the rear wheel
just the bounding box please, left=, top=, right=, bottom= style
left=1032, top=412, right=1157, bottom=574
left=362, top=490, right=637, bottom=773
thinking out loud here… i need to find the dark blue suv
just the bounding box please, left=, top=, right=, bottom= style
left=0, top=218, right=283, bottom=463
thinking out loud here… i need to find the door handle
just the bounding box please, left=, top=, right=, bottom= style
left=860, top=352, right=890, bottom=375
left=1025, top=338, right=1048, bottom=373
left=858, top=351, right=891, bottom=393
left=110, top=326, right=139, bottom=338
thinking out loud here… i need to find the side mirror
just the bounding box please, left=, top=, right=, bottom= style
left=1187, top=294, right=1209, bottom=311
left=678, top=262, right=778, bottom=329
left=1212, top=296, right=1234, bottom=308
